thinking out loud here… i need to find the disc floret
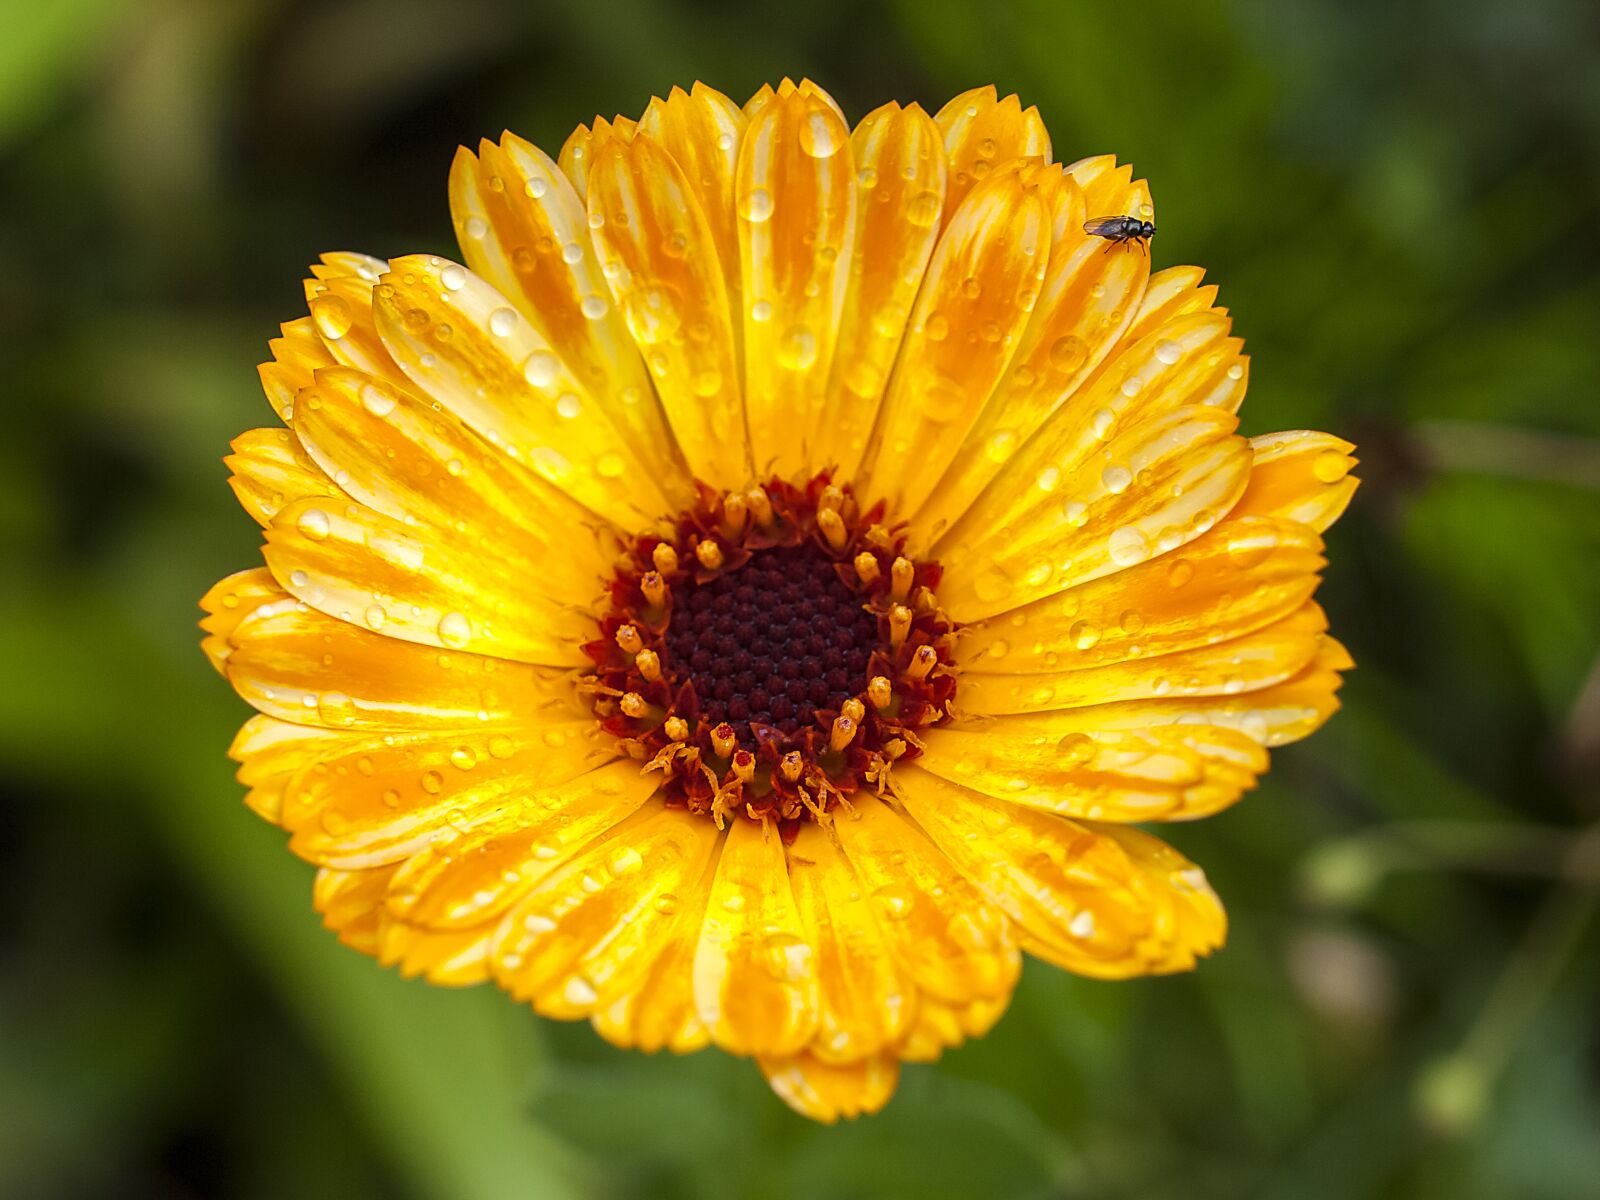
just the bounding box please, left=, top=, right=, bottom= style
left=585, top=475, right=957, bottom=830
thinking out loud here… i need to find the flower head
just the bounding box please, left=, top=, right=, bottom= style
left=202, top=79, right=1357, bottom=1121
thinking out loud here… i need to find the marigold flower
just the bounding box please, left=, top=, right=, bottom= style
left=202, top=79, right=1357, bottom=1122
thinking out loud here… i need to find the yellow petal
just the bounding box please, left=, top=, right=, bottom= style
left=199, top=566, right=290, bottom=673
left=377, top=918, right=493, bottom=986
left=291, top=366, right=612, bottom=604
left=832, top=795, right=1018, bottom=1005
left=260, top=317, right=333, bottom=423
left=1232, top=431, right=1359, bottom=532
left=262, top=494, right=594, bottom=667
left=692, top=817, right=818, bottom=1057
left=933, top=85, right=1051, bottom=212
left=371, top=253, right=677, bottom=529
left=1126, top=265, right=1221, bottom=341
left=785, top=822, right=916, bottom=1063
left=897, top=992, right=1008, bottom=1062
left=382, top=760, right=657, bottom=934
left=314, top=863, right=395, bottom=953
left=757, top=1051, right=900, bottom=1123
left=492, top=803, right=720, bottom=1017
left=637, top=83, right=747, bottom=315
left=916, top=720, right=1268, bottom=822
left=558, top=115, right=636, bottom=200
left=225, top=427, right=337, bottom=527
left=958, top=515, right=1325, bottom=671
left=449, top=137, right=686, bottom=506
left=893, top=766, right=1224, bottom=978
left=587, top=134, right=750, bottom=490
left=1082, top=821, right=1228, bottom=973
left=974, top=636, right=1351, bottom=752
left=937, top=406, right=1252, bottom=621
left=859, top=168, right=1049, bottom=518
left=737, top=87, right=857, bottom=476
left=289, top=745, right=635, bottom=873
left=814, top=101, right=947, bottom=481
left=302, top=266, right=406, bottom=386
left=221, top=598, right=588, bottom=729
left=229, top=714, right=351, bottom=825
left=590, top=859, right=716, bottom=1055
left=957, top=601, right=1329, bottom=715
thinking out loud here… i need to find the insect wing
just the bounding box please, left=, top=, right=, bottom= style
left=1083, top=215, right=1133, bottom=238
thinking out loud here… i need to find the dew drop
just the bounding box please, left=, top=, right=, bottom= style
left=439, top=264, right=467, bottom=291
left=488, top=307, right=518, bottom=337
left=777, top=325, right=818, bottom=370
left=1154, top=339, right=1184, bottom=366
left=463, top=215, right=489, bottom=240
left=608, top=845, right=643, bottom=877
left=437, top=611, right=472, bottom=648
left=740, top=188, right=774, bottom=222
left=421, top=769, right=445, bottom=794
left=363, top=603, right=387, bottom=630
left=1313, top=448, right=1350, bottom=483
left=873, top=885, right=914, bottom=919
left=580, top=294, right=608, bottom=319
left=1070, top=620, right=1101, bottom=651
left=1167, top=559, right=1195, bottom=588
left=1048, top=335, right=1086, bottom=372
left=1109, top=526, right=1151, bottom=566
left=1057, top=731, right=1095, bottom=768
left=556, top=393, right=583, bottom=419
left=523, top=350, right=560, bottom=389
left=1102, top=465, right=1133, bottom=494
left=799, top=112, right=841, bottom=157
left=906, top=191, right=941, bottom=227
left=297, top=508, right=331, bottom=540
left=310, top=295, right=353, bottom=340
left=450, top=746, right=478, bottom=771
left=360, top=384, right=396, bottom=417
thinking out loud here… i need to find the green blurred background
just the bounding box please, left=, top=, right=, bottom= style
left=4, top=1, right=1599, bottom=1196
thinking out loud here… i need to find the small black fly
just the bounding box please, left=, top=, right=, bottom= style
left=1083, top=214, right=1155, bottom=253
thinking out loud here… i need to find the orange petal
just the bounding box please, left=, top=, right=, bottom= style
left=832, top=795, right=1018, bottom=1005
left=558, top=115, right=637, bottom=200
left=958, top=514, right=1325, bottom=672
left=225, top=427, right=337, bottom=527
left=291, top=366, right=611, bottom=604
left=449, top=135, right=684, bottom=502
left=859, top=168, right=1049, bottom=519
left=937, top=406, right=1252, bottom=621
left=815, top=101, right=947, bottom=481
left=957, top=601, right=1329, bottom=715
left=1232, top=431, right=1359, bottom=532
left=220, top=599, right=587, bottom=729
left=692, top=817, right=818, bottom=1057
left=917, top=720, right=1268, bottom=822
left=262, top=493, right=596, bottom=667
left=1126, top=265, right=1221, bottom=341
left=492, top=803, right=720, bottom=1016
left=288, top=746, right=636, bottom=873
left=893, top=766, right=1226, bottom=978
left=371, top=254, right=679, bottom=529
left=785, top=822, right=916, bottom=1063
left=736, top=87, right=857, bottom=476
left=911, top=168, right=1156, bottom=540
left=933, top=85, right=1051, bottom=212
left=757, top=1051, right=900, bottom=1122
left=587, top=134, right=750, bottom=490
left=637, top=84, right=748, bottom=314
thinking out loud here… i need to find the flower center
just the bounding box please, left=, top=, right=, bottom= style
left=663, top=542, right=880, bottom=737
left=584, top=475, right=957, bottom=829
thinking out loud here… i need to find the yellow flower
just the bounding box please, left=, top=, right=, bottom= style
left=201, top=79, right=1357, bottom=1122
